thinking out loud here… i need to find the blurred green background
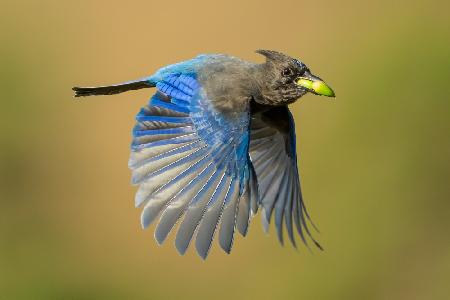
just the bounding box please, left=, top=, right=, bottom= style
left=1, top=0, right=449, bottom=299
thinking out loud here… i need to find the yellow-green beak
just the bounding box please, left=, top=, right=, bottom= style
left=296, top=76, right=335, bottom=97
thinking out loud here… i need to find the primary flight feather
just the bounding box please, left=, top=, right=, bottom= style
left=73, top=50, right=335, bottom=259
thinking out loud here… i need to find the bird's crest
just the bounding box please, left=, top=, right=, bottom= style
left=255, top=49, right=293, bottom=63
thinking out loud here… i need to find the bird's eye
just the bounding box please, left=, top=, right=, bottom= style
left=282, top=68, right=293, bottom=77
left=297, top=67, right=308, bottom=77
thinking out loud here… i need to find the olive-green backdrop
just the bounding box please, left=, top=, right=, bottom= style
left=1, top=0, right=449, bottom=299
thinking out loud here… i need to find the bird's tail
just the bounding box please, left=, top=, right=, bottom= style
left=72, top=78, right=155, bottom=97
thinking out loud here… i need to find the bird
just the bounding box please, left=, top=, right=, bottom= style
left=73, top=50, right=335, bottom=259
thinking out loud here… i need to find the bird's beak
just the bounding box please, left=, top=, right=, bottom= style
left=296, top=72, right=335, bottom=97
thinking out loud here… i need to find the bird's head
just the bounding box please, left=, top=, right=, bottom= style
left=255, top=49, right=335, bottom=105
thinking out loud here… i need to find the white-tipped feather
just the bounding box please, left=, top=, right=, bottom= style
left=155, top=162, right=216, bottom=245
left=218, top=179, right=240, bottom=253
left=236, top=185, right=251, bottom=236
left=195, top=174, right=232, bottom=259
left=175, top=168, right=225, bottom=255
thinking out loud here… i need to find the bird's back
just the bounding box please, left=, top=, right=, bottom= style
left=150, top=54, right=258, bottom=113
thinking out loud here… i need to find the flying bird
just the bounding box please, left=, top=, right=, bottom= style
left=73, top=50, right=335, bottom=259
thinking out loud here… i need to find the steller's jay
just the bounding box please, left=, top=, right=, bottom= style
left=73, top=50, right=335, bottom=259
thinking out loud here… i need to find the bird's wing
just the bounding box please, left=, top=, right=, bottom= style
left=129, top=73, right=254, bottom=259
left=249, top=106, right=321, bottom=249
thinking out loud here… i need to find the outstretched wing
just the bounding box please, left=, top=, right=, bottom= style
left=249, top=105, right=321, bottom=249
left=129, top=73, right=255, bottom=259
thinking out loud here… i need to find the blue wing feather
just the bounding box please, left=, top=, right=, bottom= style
left=130, top=71, right=251, bottom=258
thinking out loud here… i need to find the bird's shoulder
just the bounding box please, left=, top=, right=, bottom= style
left=151, top=54, right=258, bottom=113
left=197, top=55, right=258, bottom=113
